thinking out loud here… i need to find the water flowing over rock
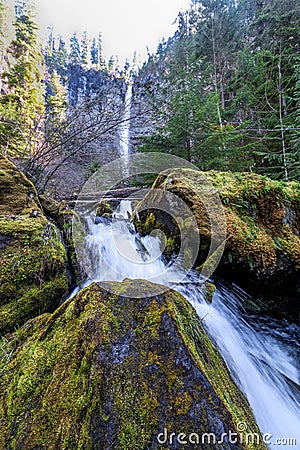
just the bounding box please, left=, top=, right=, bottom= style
left=0, top=281, right=265, bottom=450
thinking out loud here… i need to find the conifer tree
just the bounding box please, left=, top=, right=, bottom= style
left=46, top=69, right=67, bottom=125
left=90, top=37, right=98, bottom=65
left=69, top=32, right=81, bottom=64
left=81, top=31, right=89, bottom=67
left=0, top=0, right=45, bottom=158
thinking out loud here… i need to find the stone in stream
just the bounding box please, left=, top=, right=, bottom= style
left=0, top=280, right=265, bottom=449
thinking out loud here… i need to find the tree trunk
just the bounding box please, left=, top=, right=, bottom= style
left=278, top=52, right=289, bottom=181
left=186, top=137, right=191, bottom=162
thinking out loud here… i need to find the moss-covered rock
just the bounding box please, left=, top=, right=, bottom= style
left=135, top=169, right=300, bottom=316
left=39, top=194, right=84, bottom=287
left=0, top=155, right=68, bottom=334
left=0, top=280, right=265, bottom=449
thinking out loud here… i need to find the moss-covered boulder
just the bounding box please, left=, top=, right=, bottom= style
left=0, top=281, right=265, bottom=449
left=39, top=194, right=85, bottom=287
left=0, top=155, right=68, bottom=334
left=135, top=169, right=300, bottom=315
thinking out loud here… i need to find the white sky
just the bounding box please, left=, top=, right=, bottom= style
left=36, top=0, right=191, bottom=65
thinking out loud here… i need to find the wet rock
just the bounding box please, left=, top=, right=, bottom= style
left=0, top=280, right=265, bottom=449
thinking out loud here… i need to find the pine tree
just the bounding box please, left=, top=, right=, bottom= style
left=140, top=0, right=299, bottom=179
left=46, top=69, right=67, bottom=125
left=97, top=32, right=107, bottom=70
left=69, top=32, right=81, bottom=65
left=108, top=55, right=115, bottom=72
left=81, top=31, right=89, bottom=67
left=90, top=37, right=98, bottom=65
left=55, top=36, right=68, bottom=82
left=243, top=0, right=300, bottom=179
left=0, top=1, right=45, bottom=158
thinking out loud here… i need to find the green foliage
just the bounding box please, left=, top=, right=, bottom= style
left=80, top=31, right=88, bottom=66
left=46, top=70, right=67, bottom=125
left=0, top=3, right=44, bottom=158
left=139, top=0, right=300, bottom=180
left=69, top=32, right=81, bottom=64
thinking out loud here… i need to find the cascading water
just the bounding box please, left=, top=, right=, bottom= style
left=81, top=200, right=300, bottom=449
left=177, top=282, right=300, bottom=449
left=118, top=84, right=132, bottom=175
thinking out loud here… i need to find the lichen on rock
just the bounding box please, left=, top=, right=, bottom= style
left=0, top=280, right=265, bottom=450
left=135, top=169, right=300, bottom=316
left=0, top=155, right=68, bottom=334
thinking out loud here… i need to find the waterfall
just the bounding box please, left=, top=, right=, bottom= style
left=119, top=84, right=132, bottom=162
left=79, top=201, right=300, bottom=448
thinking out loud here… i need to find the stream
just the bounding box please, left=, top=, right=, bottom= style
left=71, top=82, right=300, bottom=448
left=73, top=199, right=300, bottom=449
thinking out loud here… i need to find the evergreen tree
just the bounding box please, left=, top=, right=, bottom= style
left=250, top=0, right=300, bottom=179
left=45, top=32, right=68, bottom=84
left=55, top=36, right=68, bottom=82
left=46, top=69, right=67, bottom=125
left=140, top=0, right=299, bottom=179
left=0, top=2, right=45, bottom=158
left=90, top=37, right=98, bottom=65
left=69, top=32, right=81, bottom=64
left=97, top=32, right=106, bottom=70
left=81, top=31, right=89, bottom=67
left=108, top=55, right=115, bottom=72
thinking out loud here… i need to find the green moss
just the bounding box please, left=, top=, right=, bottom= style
left=138, top=168, right=300, bottom=284
left=164, top=288, right=258, bottom=436
left=204, top=282, right=216, bottom=303
left=0, top=281, right=266, bottom=449
left=0, top=155, right=68, bottom=334
left=96, top=201, right=112, bottom=218
left=143, top=211, right=156, bottom=235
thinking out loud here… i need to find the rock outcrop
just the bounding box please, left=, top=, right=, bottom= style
left=135, top=169, right=300, bottom=317
left=0, top=280, right=265, bottom=449
left=0, top=155, right=68, bottom=334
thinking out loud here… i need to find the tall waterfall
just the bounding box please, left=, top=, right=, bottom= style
left=80, top=200, right=299, bottom=448
left=119, top=84, right=132, bottom=161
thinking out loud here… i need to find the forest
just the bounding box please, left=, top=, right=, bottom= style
left=0, top=0, right=299, bottom=189
left=139, top=0, right=300, bottom=181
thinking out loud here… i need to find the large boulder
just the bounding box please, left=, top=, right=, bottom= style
left=0, top=281, right=265, bottom=449
left=0, top=155, right=68, bottom=334
left=135, top=169, right=300, bottom=317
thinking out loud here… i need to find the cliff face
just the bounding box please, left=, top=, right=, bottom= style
left=46, top=68, right=128, bottom=199
left=0, top=280, right=265, bottom=450
left=135, top=169, right=300, bottom=317
left=130, top=82, right=156, bottom=151
left=0, top=155, right=68, bottom=333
